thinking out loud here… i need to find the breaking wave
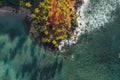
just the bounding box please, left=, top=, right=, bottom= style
left=79, top=0, right=120, bottom=31
left=58, top=0, right=120, bottom=52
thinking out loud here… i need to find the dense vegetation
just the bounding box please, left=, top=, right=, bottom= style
left=0, top=0, right=78, bottom=50
left=24, top=0, right=78, bottom=50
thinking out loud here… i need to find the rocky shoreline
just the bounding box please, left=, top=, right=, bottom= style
left=0, top=0, right=88, bottom=53
left=58, top=0, right=88, bottom=52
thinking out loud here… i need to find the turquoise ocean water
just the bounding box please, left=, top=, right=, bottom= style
left=0, top=0, right=120, bottom=80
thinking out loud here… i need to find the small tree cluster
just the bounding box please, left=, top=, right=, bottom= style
left=21, top=0, right=77, bottom=49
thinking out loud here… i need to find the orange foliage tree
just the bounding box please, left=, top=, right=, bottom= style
left=24, top=0, right=77, bottom=49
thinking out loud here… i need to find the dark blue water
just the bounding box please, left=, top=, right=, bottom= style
left=0, top=0, right=120, bottom=80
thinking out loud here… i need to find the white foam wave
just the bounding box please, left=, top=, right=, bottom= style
left=58, top=0, right=120, bottom=52
left=81, top=0, right=120, bottom=31
left=58, top=0, right=89, bottom=52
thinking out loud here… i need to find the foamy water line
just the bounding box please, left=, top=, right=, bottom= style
left=58, top=0, right=89, bottom=52
left=58, top=0, right=120, bottom=52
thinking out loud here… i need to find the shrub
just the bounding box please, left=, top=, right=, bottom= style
left=22, top=0, right=77, bottom=49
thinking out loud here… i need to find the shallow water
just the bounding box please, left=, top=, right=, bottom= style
left=0, top=0, right=120, bottom=80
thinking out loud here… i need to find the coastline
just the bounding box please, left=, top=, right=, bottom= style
left=0, top=0, right=88, bottom=53
left=58, top=0, right=89, bottom=52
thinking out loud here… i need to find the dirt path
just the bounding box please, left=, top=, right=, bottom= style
left=0, top=6, right=31, bottom=17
